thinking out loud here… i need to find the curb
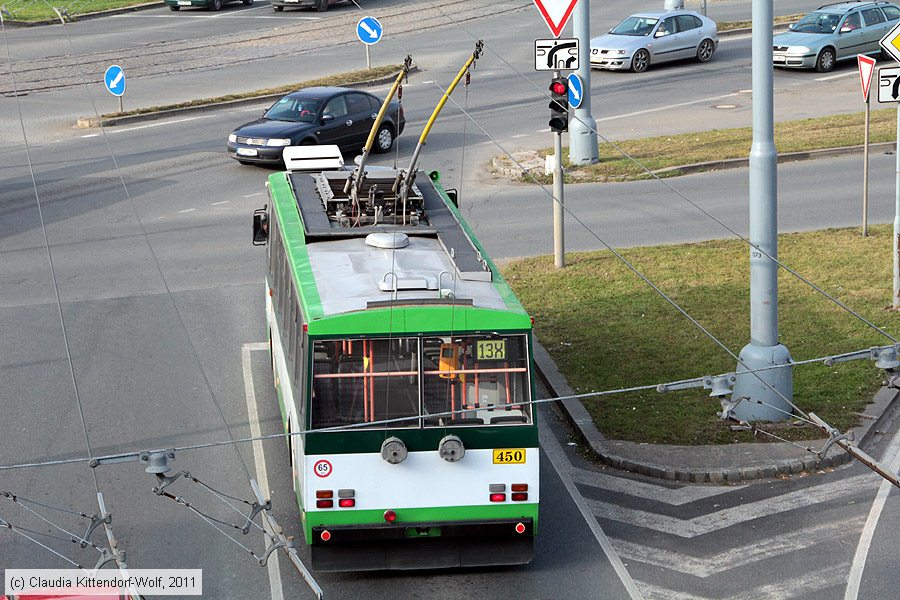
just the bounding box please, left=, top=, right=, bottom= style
left=2, top=2, right=161, bottom=27
left=533, top=338, right=900, bottom=482
left=75, top=67, right=420, bottom=129
left=492, top=142, right=897, bottom=182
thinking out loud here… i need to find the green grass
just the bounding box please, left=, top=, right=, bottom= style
left=531, top=109, right=900, bottom=184
left=98, top=64, right=403, bottom=118
left=503, top=226, right=899, bottom=445
left=1, top=0, right=154, bottom=21
left=718, top=13, right=802, bottom=31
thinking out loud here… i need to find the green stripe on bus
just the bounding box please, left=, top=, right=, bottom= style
left=305, top=425, right=538, bottom=454
left=302, top=503, right=539, bottom=543
left=305, top=307, right=530, bottom=336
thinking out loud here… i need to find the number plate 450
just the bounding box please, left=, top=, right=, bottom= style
left=493, top=448, right=526, bottom=464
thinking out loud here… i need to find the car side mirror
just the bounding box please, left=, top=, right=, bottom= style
left=654, top=30, right=665, bottom=37
left=839, top=25, right=850, bottom=33
left=321, top=114, right=334, bottom=123
left=252, top=206, right=268, bottom=246
left=788, top=23, right=795, bottom=30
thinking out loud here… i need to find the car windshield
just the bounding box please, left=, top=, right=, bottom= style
left=610, top=16, right=659, bottom=36
left=791, top=11, right=841, bottom=33
left=263, top=97, right=322, bottom=122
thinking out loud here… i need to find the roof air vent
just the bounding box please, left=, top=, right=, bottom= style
left=365, top=232, right=409, bottom=249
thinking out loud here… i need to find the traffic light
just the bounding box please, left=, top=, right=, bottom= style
left=548, top=76, right=569, bottom=133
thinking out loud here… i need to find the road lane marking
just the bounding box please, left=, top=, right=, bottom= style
left=539, top=425, right=645, bottom=600
left=111, top=115, right=214, bottom=133
left=242, top=342, right=284, bottom=600
left=570, top=465, right=747, bottom=505
left=211, top=201, right=230, bottom=206
left=587, top=472, right=877, bottom=538
left=613, top=513, right=865, bottom=577
left=598, top=92, right=739, bottom=123
left=178, top=208, right=196, bottom=213
left=81, top=133, right=100, bottom=138
left=844, top=424, right=900, bottom=600
left=816, top=71, right=856, bottom=82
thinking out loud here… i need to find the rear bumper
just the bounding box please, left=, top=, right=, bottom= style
left=310, top=517, right=534, bottom=571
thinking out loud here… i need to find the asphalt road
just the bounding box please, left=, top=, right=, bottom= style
left=4, top=0, right=900, bottom=598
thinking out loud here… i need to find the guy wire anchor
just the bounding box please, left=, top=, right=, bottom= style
left=703, top=373, right=738, bottom=419
left=874, top=345, right=900, bottom=388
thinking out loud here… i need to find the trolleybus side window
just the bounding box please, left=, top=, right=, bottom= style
left=311, top=337, right=419, bottom=429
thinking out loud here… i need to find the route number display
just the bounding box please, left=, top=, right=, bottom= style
left=477, top=339, right=506, bottom=361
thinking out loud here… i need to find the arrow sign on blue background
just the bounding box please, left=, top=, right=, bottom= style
left=104, top=64, right=126, bottom=97
left=566, top=73, right=583, bottom=109
left=356, top=16, right=383, bottom=46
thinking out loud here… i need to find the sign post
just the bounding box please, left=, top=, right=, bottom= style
left=858, top=54, right=876, bottom=237
left=356, top=16, right=383, bottom=70
left=880, top=24, right=900, bottom=308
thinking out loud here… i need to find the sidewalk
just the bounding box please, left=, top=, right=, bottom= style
left=533, top=340, right=900, bottom=483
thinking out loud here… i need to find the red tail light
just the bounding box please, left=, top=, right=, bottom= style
left=383, top=509, right=397, bottom=522
left=316, top=499, right=333, bottom=508
left=515, top=522, right=526, bottom=534
left=511, top=493, right=528, bottom=501
left=316, top=490, right=333, bottom=498
left=338, top=498, right=355, bottom=508
left=489, top=493, right=506, bottom=502
left=511, top=483, right=528, bottom=492
left=320, top=530, right=331, bottom=542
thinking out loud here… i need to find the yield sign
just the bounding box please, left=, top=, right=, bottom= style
left=880, top=21, right=900, bottom=63
left=858, top=54, right=876, bottom=100
left=533, top=0, right=579, bottom=38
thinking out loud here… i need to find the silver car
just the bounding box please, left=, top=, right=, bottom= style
left=773, top=1, right=900, bottom=72
left=590, top=10, right=719, bottom=73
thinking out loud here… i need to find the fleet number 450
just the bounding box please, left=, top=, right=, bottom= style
left=493, top=448, right=526, bottom=464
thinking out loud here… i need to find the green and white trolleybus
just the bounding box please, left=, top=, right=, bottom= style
left=252, top=55, right=536, bottom=571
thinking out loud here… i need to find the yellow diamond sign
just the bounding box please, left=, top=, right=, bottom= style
left=881, top=21, right=900, bottom=64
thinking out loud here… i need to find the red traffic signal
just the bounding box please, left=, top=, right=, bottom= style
left=550, top=80, right=567, bottom=96
left=548, top=76, right=569, bottom=133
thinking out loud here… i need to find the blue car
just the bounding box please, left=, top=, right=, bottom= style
left=773, top=1, right=900, bottom=72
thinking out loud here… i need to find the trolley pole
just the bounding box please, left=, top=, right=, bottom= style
left=731, top=0, right=793, bottom=421
left=893, top=104, right=900, bottom=309
left=553, top=106, right=565, bottom=270
left=863, top=91, right=870, bottom=237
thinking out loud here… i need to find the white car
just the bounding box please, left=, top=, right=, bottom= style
left=590, top=10, right=719, bottom=73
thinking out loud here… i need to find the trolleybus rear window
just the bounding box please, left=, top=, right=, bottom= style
left=310, top=334, right=531, bottom=429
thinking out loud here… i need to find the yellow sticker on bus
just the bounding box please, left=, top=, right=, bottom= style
left=492, top=448, right=526, bottom=464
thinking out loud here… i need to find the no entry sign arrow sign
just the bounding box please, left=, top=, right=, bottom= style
left=533, top=0, right=579, bottom=38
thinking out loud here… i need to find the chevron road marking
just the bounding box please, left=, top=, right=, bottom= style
left=637, top=563, right=850, bottom=600
left=610, top=513, right=865, bottom=577
left=570, top=466, right=747, bottom=506
left=587, top=472, right=878, bottom=538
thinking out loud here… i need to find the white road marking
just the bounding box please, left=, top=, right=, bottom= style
left=638, top=563, right=849, bottom=600
left=243, top=192, right=264, bottom=198
left=242, top=342, right=284, bottom=600
left=178, top=208, right=196, bottom=213
left=539, top=425, right=645, bottom=600
left=81, top=133, right=100, bottom=138
left=211, top=200, right=230, bottom=205
left=114, top=12, right=322, bottom=19
left=110, top=115, right=214, bottom=133
left=511, top=134, right=529, bottom=139
left=844, top=425, right=900, bottom=599
left=570, top=466, right=747, bottom=505
left=816, top=71, right=856, bottom=82
left=612, top=513, right=866, bottom=577
left=598, top=92, right=739, bottom=123
left=587, top=472, right=878, bottom=538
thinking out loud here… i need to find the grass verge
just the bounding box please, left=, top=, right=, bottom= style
left=502, top=225, right=899, bottom=445
left=96, top=65, right=402, bottom=118
left=2, top=0, right=156, bottom=21
left=530, top=108, right=899, bottom=184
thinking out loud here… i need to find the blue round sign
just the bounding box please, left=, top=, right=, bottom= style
left=104, top=65, right=126, bottom=97
left=356, top=16, right=383, bottom=46
left=566, top=73, right=583, bottom=109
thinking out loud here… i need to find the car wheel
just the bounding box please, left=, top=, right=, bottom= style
left=631, top=49, right=650, bottom=73
left=315, top=0, right=327, bottom=11
left=697, top=39, right=715, bottom=63
left=374, top=124, right=394, bottom=153
left=243, top=0, right=252, bottom=5
left=210, top=0, right=221, bottom=10
left=169, top=4, right=179, bottom=9
left=815, top=47, right=835, bottom=72
left=273, top=4, right=283, bottom=9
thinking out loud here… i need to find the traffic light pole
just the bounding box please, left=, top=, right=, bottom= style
left=553, top=109, right=565, bottom=269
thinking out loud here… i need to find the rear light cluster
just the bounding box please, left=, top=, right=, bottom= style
left=316, top=489, right=355, bottom=508
left=488, top=483, right=529, bottom=502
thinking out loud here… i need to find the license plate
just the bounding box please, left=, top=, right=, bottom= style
left=773, top=55, right=786, bottom=63
left=236, top=147, right=258, bottom=157
left=177, top=1, right=192, bottom=5
left=493, top=448, right=526, bottom=464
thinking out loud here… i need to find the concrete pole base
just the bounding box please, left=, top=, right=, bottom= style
left=731, top=343, right=794, bottom=421
left=568, top=116, right=599, bottom=166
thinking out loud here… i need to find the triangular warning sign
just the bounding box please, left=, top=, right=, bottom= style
left=858, top=54, right=876, bottom=100
left=533, top=0, right=579, bottom=38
